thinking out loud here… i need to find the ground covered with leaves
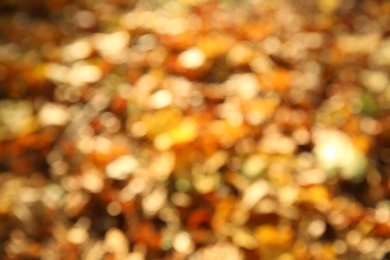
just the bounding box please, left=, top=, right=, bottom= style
left=0, top=0, right=390, bottom=259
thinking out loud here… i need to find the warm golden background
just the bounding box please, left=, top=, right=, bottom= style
left=0, top=0, right=390, bottom=259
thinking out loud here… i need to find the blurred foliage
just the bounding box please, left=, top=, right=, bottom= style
left=0, top=0, right=390, bottom=259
